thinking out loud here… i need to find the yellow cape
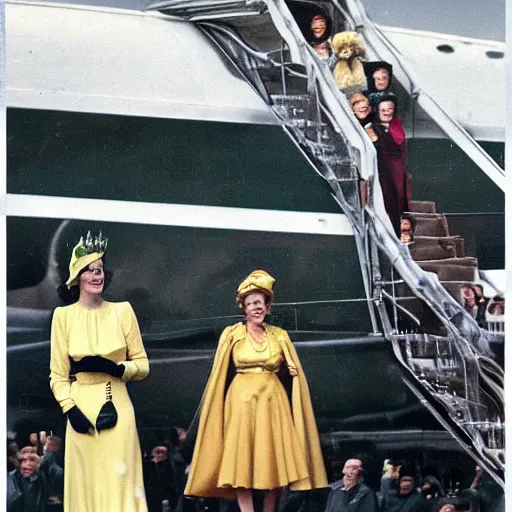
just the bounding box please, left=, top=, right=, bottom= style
left=184, top=322, right=328, bottom=499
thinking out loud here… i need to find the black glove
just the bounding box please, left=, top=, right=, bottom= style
left=67, top=406, right=95, bottom=434
left=72, top=356, right=125, bottom=378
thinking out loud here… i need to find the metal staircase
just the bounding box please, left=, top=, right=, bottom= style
left=146, top=0, right=504, bottom=487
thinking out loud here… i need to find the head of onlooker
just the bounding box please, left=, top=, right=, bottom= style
left=308, top=13, right=332, bottom=45
left=342, top=458, right=363, bottom=490
left=421, top=474, right=444, bottom=499
left=461, top=284, right=476, bottom=312
left=18, top=446, right=40, bottom=479
left=373, top=67, right=391, bottom=92
left=398, top=465, right=417, bottom=496
left=43, top=435, right=62, bottom=454
left=438, top=504, right=456, bottom=512
left=377, top=97, right=397, bottom=125
left=312, top=40, right=333, bottom=61
left=7, top=438, right=19, bottom=472
left=487, top=295, right=504, bottom=315
left=400, top=214, right=416, bottom=244
left=350, top=93, right=372, bottom=122
left=472, top=284, right=484, bottom=300
left=151, top=445, right=169, bottom=464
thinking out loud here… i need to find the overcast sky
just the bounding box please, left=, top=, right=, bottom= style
left=363, top=0, right=505, bottom=41
left=22, top=0, right=506, bottom=42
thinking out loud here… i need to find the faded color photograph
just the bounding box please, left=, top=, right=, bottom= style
left=4, top=0, right=505, bottom=511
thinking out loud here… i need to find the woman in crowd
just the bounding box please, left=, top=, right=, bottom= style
left=365, top=61, right=396, bottom=111
left=184, top=270, right=327, bottom=512
left=349, top=92, right=378, bottom=142
left=372, top=95, right=412, bottom=235
left=50, top=231, right=150, bottom=512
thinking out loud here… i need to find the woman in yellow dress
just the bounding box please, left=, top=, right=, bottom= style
left=49, top=232, right=150, bottom=512
left=184, top=270, right=327, bottom=512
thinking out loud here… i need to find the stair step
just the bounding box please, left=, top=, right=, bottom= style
left=419, top=257, right=478, bottom=267
left=408, top=213, right=450, bottom=237
left=407, top=201, right=437, bottom=214
left=417, top=258, right=478, bottom=282
left=409, top=236, right=460, bottom=261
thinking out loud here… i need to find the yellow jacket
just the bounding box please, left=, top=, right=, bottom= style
left=184, top=322, right=328, bottom=499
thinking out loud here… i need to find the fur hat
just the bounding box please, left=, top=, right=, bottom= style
left=331, top=32, right=366, bottom=59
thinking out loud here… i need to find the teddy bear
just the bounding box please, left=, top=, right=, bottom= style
left=331, top=31, right=367, bottom=95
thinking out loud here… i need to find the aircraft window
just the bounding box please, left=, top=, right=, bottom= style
left=436, top=44, right=454, bottom=54
left=485, top=51, right=504, bottom=59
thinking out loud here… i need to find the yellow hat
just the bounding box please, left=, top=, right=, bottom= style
left=236, top=270, right=275, bottom=309
left=65, top=231, right=108, bottom=288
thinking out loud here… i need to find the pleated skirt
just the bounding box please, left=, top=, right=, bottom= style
left=218, top=372, right=309, bottom=490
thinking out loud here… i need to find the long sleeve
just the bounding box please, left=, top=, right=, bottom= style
left=119, top=302, right=150, bottom=382
left=49, top=307, right=75, bottom=413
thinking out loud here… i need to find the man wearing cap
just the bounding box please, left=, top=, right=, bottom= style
left=381, top=465, right=428, bottom=512
left=324, top=458, right=377, bottom=512
left=7, top=447, right=49, bottom=512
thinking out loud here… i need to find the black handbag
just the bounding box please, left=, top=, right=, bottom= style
left=95, top=381, right=118, bottom=432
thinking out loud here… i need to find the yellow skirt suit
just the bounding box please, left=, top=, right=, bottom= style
left=50, top=301, right=149, bottom=512
left=184, top=322, right=327, bottom=499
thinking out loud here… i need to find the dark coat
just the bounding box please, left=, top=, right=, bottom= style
left=143, top=459, right=178, bottom=512
left=39, top=452, right=63, bottom=502
left=382, top=490, right=429, bottom=512
left=7, top=469, right=49, bottom=512
left=324, top=480, right=378, bottom=512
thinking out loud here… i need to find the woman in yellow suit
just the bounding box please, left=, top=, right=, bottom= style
left=50, top=232, right=149, bottom=512
left=184, top=270, right=327, bottom=512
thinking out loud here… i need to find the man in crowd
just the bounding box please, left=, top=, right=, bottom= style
left=7, top=447, right=49, bottom=512
left=324, top=458, right=377, bottom=512
left=381, top=465, right=428, bottom=512
left=143, top=444, right=178, bottom=512
left=379, top=459, right=401, bottom=504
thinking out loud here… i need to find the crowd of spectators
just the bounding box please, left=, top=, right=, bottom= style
left=7, top=431, right=64, bottom=512
left=322, top=457, right=502, bottom=512
left=8, top=425, right=503, bottom=512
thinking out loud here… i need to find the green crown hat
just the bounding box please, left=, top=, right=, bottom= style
left=65, top=231, right=108, bottom=288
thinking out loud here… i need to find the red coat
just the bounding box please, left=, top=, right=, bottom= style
left=373, top=116, right=411, bottom=234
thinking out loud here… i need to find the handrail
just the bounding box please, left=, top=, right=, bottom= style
left=151, top=0, right=505, bottom=484
left=343, top=0, right=506, bottom=191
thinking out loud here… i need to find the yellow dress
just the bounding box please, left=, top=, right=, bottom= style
left=185, top=322, right=327, bottom=499
left=49, top=301, right=150, bottom=512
